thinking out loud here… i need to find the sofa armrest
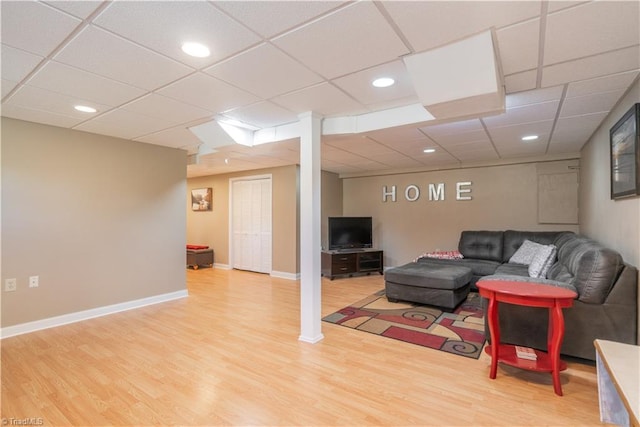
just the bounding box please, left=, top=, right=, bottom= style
left=604, top=264, right=638, bottom=306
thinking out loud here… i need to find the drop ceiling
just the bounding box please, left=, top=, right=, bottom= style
left=2, top=1, right=639, bottom=178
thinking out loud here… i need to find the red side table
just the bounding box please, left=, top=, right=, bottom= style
left=477, top=279, right=578, bottom=396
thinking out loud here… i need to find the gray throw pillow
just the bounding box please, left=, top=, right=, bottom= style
left=509, top=240, right=543, bottom=265
left=528, top=244, right=557, bottom=278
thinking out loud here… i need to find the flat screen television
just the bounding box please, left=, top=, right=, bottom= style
left=328, top=216, right=373, bottom=251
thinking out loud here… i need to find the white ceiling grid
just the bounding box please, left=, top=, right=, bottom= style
left=1, top=0, right=639, bottom=178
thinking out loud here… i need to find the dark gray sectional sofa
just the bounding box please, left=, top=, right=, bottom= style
left=415, top=230, right=638, bottom=361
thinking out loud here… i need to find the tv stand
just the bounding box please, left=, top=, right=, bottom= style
left=321, top=249, right=383, bottom=280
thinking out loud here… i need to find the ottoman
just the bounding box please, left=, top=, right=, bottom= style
left=384, top=262, right=472, bottom=309
left=186, top=248, right=214, bottom=269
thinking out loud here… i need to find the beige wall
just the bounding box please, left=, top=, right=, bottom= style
left=579, top=79, right=640, bottom=341
left=580, top=79, right=640, bottom=268
left=342, top=160, right=579, bottom=267
left=1, top=118, right=187, bottom=327
left=321, top=171, right=343, bottom=250
left=187, top=165, right=298, bottom=275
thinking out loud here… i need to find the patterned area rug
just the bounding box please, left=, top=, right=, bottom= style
left=323, top=290, right=486, bottom=359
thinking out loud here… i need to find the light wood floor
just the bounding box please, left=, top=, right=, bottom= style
left=2, top=268, right=606, bottom=426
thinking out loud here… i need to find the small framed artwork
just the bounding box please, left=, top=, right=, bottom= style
left=191, top=188, right=212, bottom=211
left=610, top=103, right=640, bottom=200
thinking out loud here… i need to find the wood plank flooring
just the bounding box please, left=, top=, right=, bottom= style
left=2, top=268, right=605, bottom=426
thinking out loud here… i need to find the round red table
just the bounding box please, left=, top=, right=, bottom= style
left=476, top=279, right=578, bottom=396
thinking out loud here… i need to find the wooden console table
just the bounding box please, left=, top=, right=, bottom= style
left=594, top=339, right=639, bottom=426
left=477, top=279, right=577, bottom=396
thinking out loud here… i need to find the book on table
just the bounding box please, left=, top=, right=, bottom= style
left=515, top=346, right=538, bottom=360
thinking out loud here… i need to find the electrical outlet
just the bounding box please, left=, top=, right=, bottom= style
left=5, top=278, right=17, bottom=292
left=29, top=276, right=39, bottom=288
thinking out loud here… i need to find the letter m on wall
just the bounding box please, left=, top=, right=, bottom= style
left=429, top=183, right=445, bottom=201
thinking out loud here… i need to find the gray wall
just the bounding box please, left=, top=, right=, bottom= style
left=1, top=118, right=187, bottom=327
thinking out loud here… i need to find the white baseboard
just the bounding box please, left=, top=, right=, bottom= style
left=299, top=333, right=325, bottom=343
left=214, top=263, right=231, bottom=270
left=271, top=270, right=300, bottom=280
left=0, top=289, right=189, bottom=339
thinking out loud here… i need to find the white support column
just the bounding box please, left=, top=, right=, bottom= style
left=298, top=111, right=324, bottom=343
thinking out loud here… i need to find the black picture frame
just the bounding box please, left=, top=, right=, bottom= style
left=610, top=103, right=640, bottom=200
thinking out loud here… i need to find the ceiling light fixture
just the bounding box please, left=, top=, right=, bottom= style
left=372, top=77, right=395, bottom=88
left=74, top=105, right=97, bottom=113
left=181, top=42, right=210, bottom=58
left=423, top=148, right=436, bottom=153
left=521, top=135, right=539, bottom=141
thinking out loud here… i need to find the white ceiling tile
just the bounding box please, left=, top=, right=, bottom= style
left=488, top=120, right=554, bottom=147
left=273, top=82, right=365, bottom=117
left=566, top=71, right=640, bottom=98
left=506, top=86, right=564, bottom=108
left=214, top=1, right=346, bottom=38
left=383, top=1, right=541, bottom=53
left=496, top=18, right=540, bottom=75
left=427, top=129, right=490, bottom=146
left=26, top=61, right=146, bottom=106
left=2, top=79, right=18, bottom=98
left=332, top=61, right=416, bottom=106
left=122, top=94, right=212, bottom=126
left=542, top=46, right=640, bottom=88
left=560, top=89, right=625, bottom=118
left=44, top=1, right=105, bottom=19
left=504, top=70, right=538, bottom=93
left=544, top=1, right=640, bottom=65
left=157, top=73, right=259, bottom=113
left=546, top=139, right=585, bottom=154
left=1, top=104, right=84, bottom=128
left=1, top=45, right=44, bottom=83
left=0, top=1, right=81, bottom=56
left=366, top=96, right=423, bottom=115
left=483, top=100, right=559, bottom=128
left=204, top=43, right=323, bottom=99
left=54, top=26, right=193, bottom=90
left=135, top=125, right=203, bottom=149
left=547, top=1, right=589, bottom=13
left=93, top=1, right=261, bottom=68
left=325, top=137, right=397, bottom=156
left=5, top=84, right=111, bottom=118
left=550, top=111, right=608, bottom=147
left=420, top=118, right=484, bottom=137
left=74, top=108, right=171, bottom=140
left=495, top=143, right=547, bottom=158
left=450, top=148, right=499, bottom=162
left=365, top=126, right=428, bottom=144
left=273, top=2, right=409, bottom=79
left=224, top=102, right=297, bottom=129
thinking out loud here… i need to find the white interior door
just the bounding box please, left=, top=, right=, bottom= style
left=231, top=177, right=272, bottom=273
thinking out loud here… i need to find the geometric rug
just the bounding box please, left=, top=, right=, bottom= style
left=322, top=290, right=486, bottom=359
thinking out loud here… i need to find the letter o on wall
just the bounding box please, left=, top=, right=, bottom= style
left=405, top=185, right=420, bottom=201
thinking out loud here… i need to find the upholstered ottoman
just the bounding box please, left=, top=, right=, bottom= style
left=186, top=246, right=214, bottom=269
left=384, top=263, right=472, bottom=309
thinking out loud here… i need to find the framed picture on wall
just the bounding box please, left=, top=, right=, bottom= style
left=610, top=103, right=640, bottom=200
left=191, top=188, right=212, bottom=211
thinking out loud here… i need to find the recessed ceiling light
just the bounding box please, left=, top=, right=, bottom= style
left=423, top=148, right=436, bottom=153
left=522, top=135, right=539, bottom=141
left=181, top=42, right=210, bottom=58
left=74, top=105, right=97, bottom=113
left=372, top=77, right=395, bottom=88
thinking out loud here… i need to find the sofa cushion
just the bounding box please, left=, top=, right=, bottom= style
left=495, top=263, right=529, bottom=276
left=384, top=263, right=471, bottom=290
left=503, top=230, right=570, bottom=262
left=528, top=244, right=557, bottom=278
left=458, top=231, right=503, bottom=262
left=509, top=239, right=543, bottom=265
